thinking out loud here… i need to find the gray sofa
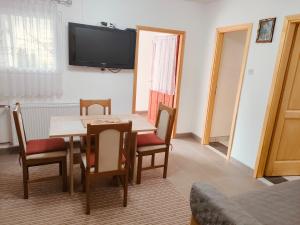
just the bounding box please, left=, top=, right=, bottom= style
left=190, top=180, right=300, bottom=225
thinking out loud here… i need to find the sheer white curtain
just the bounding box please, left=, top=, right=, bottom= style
left=151, top=35, right=178, bottom=95
left=0, top=0, right=63, bottom=97
left=148, top=34, right=178, bottom=124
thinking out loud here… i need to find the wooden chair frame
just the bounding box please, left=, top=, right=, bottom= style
left=80, top=99, right=111, bottom=115
left=80, top=121, right=132, bottom=214
left=79, top=98, right=112, bottom=156
left=13, top=103, right=67, bottom=199
left=136, top=103, right=176, bottom=184
left=190, top=215, right=201, bottom=225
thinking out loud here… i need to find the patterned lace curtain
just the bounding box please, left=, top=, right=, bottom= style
left=0, top=0, right=63, bottom=97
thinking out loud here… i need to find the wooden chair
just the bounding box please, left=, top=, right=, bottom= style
left=80, top=121, right=132, bottom=214
left=12, top=103, right=67, bottom=199
left=80, top=99, right=111, bottom=116
left=79, top=99, right=112, bottom=153
left=136, top=103, right=176, bottom=184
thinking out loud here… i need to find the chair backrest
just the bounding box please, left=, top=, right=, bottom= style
left=12, top=103, right=27, bottom=161
left=86, top=121, right=132, bottom=173
left=80, top=99, right=111, bottom=116
left=155, top=103, right=176, bottom=145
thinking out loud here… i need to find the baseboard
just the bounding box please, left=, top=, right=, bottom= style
left=135, top=110, right=148, bottom=113
left=175, top=132, right=193, bottom=138
left=191, top=133, right=202, bottom=143
left=136, top=111, right=148, bottom=116
left=175, top=132, right=202, bottom=143
left=0, top=145, right=19, bottom=155
left=209, top=136, right=229, bottom=143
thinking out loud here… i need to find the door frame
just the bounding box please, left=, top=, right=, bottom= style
left=201, top=23, right=253, bottom=159
left=132, top=25, right=186, bottom=137
left=254, top=14, right=300, bottom=178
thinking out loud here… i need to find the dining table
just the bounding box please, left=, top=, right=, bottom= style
left=49, top=114, right=156, bottom=195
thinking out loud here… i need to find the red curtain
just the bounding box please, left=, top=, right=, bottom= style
left=148, top=90, right=174, bottom=124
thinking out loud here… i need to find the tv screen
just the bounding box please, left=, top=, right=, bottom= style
left=69, top=23, right=136, bottom=69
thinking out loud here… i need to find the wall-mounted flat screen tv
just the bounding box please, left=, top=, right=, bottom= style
left=69, top=22, right=136, bottom=69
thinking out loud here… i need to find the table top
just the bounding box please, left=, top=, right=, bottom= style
left=49, top=114, right=156, bottom=137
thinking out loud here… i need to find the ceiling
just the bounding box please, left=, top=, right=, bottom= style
left=185, top=0, right=219, bottom=3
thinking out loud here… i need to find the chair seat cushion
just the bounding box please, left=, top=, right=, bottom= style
left=26, top=138, right=67, bottom=155
left=26, top=151, right=67, bottom=160
left=137, top=133, right=165, bottom=147
left=137, top=144, right=167, bottom=154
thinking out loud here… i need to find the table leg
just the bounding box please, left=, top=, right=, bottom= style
left=129, top=132, right=137, bottom=183
left=69, top=136, right=74, bottom=194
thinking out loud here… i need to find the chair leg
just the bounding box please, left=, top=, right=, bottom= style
left=62, top=159, right=67, bottom=192
left=59, top=162, right=63, bottom=176
left=80, top=162, right=84, bottom=184
left=163, top=149, right=169, bottom=178
left=85, top=174, right=90, bottom=215
left=23, top=166, right=29, bottom=199
left=136, top=154, right=143, bottom=184
left=123, top=171, right=128, bottom=207
left=112, top=175, right=119, bottom=186
left=81, top=163, right=86, bottom=192
left=151, top=153, right=155, bottom=167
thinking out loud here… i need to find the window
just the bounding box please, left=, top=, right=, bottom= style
left=0, top=0, right=62, bottom=97
left=0, top=15, right=57, bottom=72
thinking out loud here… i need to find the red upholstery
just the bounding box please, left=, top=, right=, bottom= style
left=88, top=150, right=126, bottom=167
left=148, top=90, right=174, bottom=124
left=26, top=138, right=67, bottom=155
left=137, top=133, right=165, bottom=147
left=88, top=151, right=96, bottom=166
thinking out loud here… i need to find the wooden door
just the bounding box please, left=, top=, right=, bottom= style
left=265, top=26, right=300, bottom=176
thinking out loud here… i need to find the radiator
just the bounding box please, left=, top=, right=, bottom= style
left=12, top=103, right=80, bottom=144
left=0, top=105, right=12, bottom=144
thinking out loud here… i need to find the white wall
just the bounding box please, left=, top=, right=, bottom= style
left=62, top=0, right=205, bottom=132
left=211, top=31, right=247, bottom=138
left=193, top=0, right=300, bottom=168
left=2, top=0, right=298, bottom=172
left=58, top=0, right=206, bottom=133
left=0, top=0, right=206, bottom=139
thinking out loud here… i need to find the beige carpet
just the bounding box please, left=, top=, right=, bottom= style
left=0, top=153, right=190, bottom=224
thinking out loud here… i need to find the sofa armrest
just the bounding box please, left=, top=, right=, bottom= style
left=190, top=183, right=263, bottom=225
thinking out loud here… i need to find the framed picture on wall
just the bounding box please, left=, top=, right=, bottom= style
left=256, top=18, right=276, bottom=43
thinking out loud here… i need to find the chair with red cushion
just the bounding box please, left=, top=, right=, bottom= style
left=136, top=103, right=176, bottom=184
left=79, top=99, right=112, bottom=154
left=13, top=103, right=68, bottom=199
left=80, top=121, right=132, bottom=214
